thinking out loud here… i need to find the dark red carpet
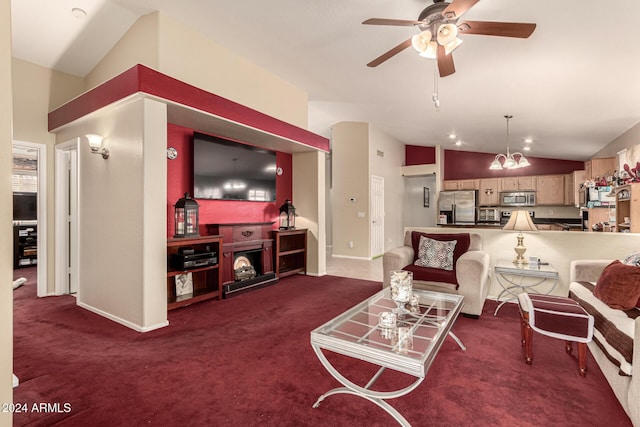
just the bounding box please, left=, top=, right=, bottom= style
left=12, top=273, right=631, bottom=426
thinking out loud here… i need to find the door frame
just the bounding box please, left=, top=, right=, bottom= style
left=12, top=140, right=48, bottom=297
left=370, top=174, right=385, bottom=259
left=54, top=139, right=79, bottom=295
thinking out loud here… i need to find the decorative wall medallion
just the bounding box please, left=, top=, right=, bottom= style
left=167, top=147, right=178, bottom=160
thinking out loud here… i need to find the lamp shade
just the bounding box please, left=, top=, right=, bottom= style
left=437, top=24, right=457, bottom=46
left=419, top=41, right=438, bottom=59
left=517, top=156, right=530, bottom=168
left=444, top=37, right=463, bottom=55
left=502, top=210, right=538, bottom=232
left=411, top=30, right=432, bottom=53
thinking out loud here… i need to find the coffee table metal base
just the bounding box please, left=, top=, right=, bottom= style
left=312, top=332, right=465, bottom=426
left=312, top=346, right=423, bottom=427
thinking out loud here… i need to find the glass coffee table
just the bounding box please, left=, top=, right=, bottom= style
left=310, top=288, right=465, bottom=426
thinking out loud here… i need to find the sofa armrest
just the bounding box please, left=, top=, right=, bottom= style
left=569, top=259, right=612, bottom=283
left=629, top=317, right=640, bottom=425
left=455, top=250, right=491, bottom=317
left=382, top=246, right=414, bottom=287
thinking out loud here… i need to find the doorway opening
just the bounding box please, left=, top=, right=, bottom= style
left=12, top=141, right=47, bottom=296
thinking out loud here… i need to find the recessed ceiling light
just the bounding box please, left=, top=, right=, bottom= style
left=72, top=7, right=87, bottom=18
left=455, top=140, right=462, bottom=146
left=524, top=138, right=533, bottom=143
left=523, top=146, right=531, bottom=151
left=448, top=133, right=456, bottom=139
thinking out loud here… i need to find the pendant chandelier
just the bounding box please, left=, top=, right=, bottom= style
left=489, top=115, right=530, bottom=170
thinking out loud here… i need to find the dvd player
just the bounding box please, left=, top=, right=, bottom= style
left=171, top=250, right=218, bottom=270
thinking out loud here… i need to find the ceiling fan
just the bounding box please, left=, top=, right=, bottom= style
left=363, top=0, right=536, bottom=77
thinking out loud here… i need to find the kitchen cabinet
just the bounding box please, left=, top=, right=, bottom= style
left=585, top=208, right=614, bottom=232
left=564, top=170, right=586, bottom=206
left=478, top=178, right=501, bottom=206
left=443, top=179, right=479, bottom=191
left=615, top=183, right=640, bottom=233
left=501, top=176, right=536, bottom=191
left=536, top=175, right=565, bottom=205
left=585, top=157, right=616, bottom=180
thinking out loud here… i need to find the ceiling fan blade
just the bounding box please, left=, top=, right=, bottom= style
left=437, top=44, right=455, bottom=77
left=367, top=38, right=412, bottom=67
left=362, top=18, right=423, bottom=26
left=457, top=21, right=536, bottom=38
left=442, top=0, right=480, bottom=19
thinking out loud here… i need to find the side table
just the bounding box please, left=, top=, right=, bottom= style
left=493, top=259, right=558, bottom=315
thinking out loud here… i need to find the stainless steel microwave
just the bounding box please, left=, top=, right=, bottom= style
left=500, top=191, right=536, bottom=207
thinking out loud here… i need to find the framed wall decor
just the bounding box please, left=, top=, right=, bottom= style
left=423, top=187, right=430, bottom=207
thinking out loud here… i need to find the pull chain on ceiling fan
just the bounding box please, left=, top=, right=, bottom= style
left=363, top=0, right=536, bottom=77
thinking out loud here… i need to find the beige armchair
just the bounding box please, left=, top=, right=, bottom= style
left=383, top=231, right=490, bottom=318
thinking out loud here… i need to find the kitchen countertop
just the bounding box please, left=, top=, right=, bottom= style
left=439, top=217, right=583, bottom=231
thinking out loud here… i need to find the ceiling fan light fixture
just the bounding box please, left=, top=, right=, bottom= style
left=419, top=41, right=438, bottom=59
left=411, top=30, right=432, bottom=53
left=436, top=23, right=457, bottom=46
left=444, top=37, right=463, bottom=55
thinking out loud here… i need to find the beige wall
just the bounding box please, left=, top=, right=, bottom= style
left=331, top=122, right=370, bottom=258
left=86, top=12, right=308, bottom=129
left=331, top=122, right=406, bottom=258
left=593, top=121, right=640, bottom=159
left=12, top=59, right=85, bottom=294
left=1, top=0, right=13, bottom=424
left=85, top=13, right=160, bottom=88
left=293, top=151, right=326, bottom=276
left=368, top=126, right=405, bottom=252
left=408, top=227, right=640, bottom=299
left=54, top=97, right=168, bottom=331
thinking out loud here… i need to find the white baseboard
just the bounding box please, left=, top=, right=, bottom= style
left=76, top=301, right=169, bottom=333
left=331, top=254, right=372, bottom=261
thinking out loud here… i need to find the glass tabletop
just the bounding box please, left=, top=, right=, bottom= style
left=494, top=259, right=558, bottom=278
left=310, top=288, right=464, bottom=378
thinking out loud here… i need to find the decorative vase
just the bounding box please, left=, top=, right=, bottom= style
left=389, top=270, right=413, bottom=314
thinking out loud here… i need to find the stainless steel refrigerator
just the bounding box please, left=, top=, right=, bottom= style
left=438, top=190, right=477, bottom=225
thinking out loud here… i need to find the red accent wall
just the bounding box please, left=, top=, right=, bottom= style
left=405, top=145, right=436, bottom=165
left=443, top=150, right=585, bottom=180
left=167, top=124, right=292, bottom=237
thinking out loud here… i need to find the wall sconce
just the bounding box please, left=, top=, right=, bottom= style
left=85, top=134, right=109, bottom=159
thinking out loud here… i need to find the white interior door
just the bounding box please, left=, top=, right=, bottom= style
left=55, top=141, right=79, bottom=295
left=370, top=175, right=384, bottom=258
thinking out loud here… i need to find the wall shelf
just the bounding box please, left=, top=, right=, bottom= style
left=166, top=235, right=223, bottom=310
left=14, top=224, right=37, bottom=269
left=272, top=229, right=307, bottom=278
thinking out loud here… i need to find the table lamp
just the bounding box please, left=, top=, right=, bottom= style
left=502, top=210, right=538, bottom=265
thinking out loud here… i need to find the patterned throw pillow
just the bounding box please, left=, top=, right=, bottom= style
left=622, top=252, right=640, bottom=267
left=414, top=236, right=457, bottom=271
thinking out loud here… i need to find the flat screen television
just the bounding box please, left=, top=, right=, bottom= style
left=193, top=133, right=277, bottom=202
left=13, top=192, right=37, bottom=221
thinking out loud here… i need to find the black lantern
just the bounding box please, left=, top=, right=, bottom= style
left=174, top=192, right=199, bottom=238
left=279, top=199, right=296, bottom=230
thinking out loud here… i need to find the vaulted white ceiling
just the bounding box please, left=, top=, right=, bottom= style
left=11, top=0, right=640, bottom=161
